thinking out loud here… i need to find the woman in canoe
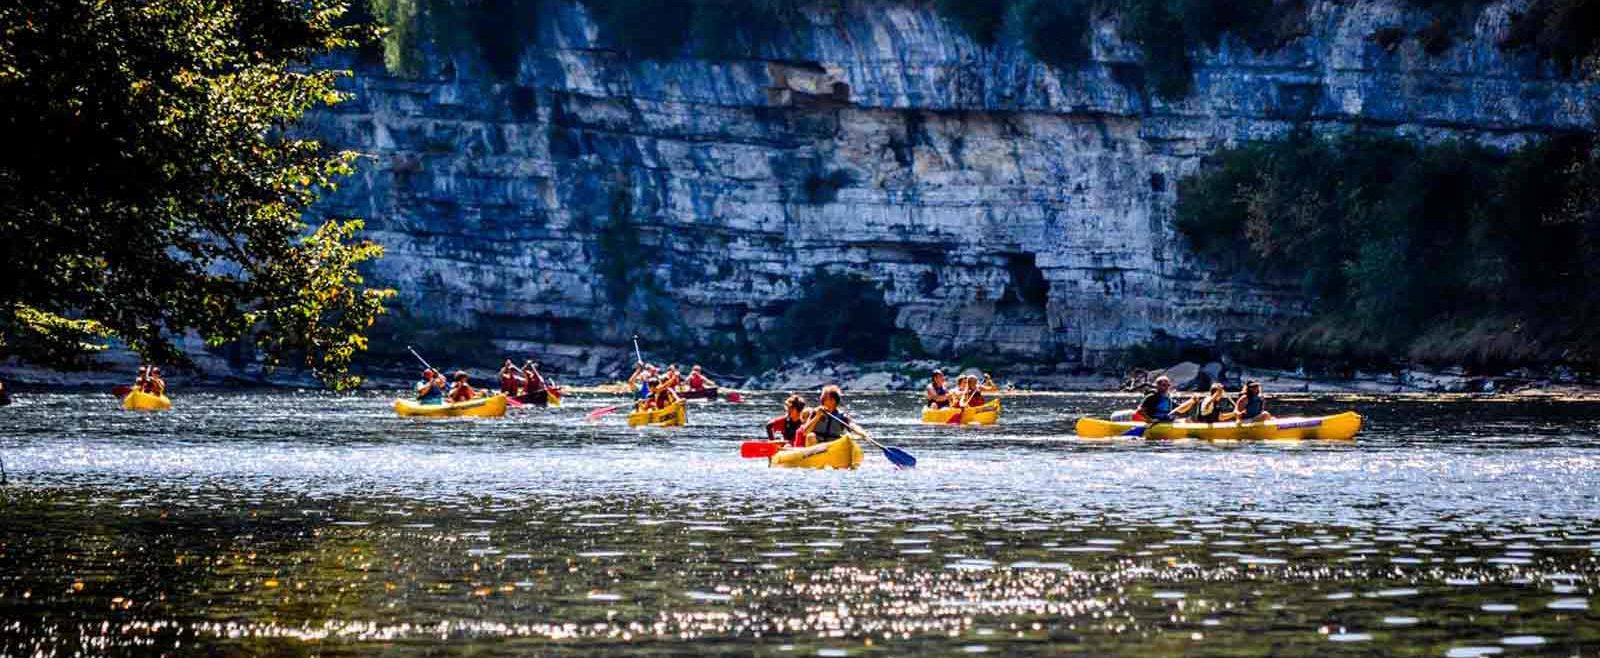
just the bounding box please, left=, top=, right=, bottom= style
left=924, top=370, right=952, bottom=409
left=447, top=371, right=477, bottom=403
left=1233, top=381, right=1273, bottom=423
left=800, top=385, right=851, bottom=444
left=627, top=363, right=655, bottom=399
left=765, top=394, right=809, bottom=446
left=1193, top=382, right=1232, bottom=423
left=661, top=365, right=683, bottom=392
left=959, top=375, right=987, bottom=407
left=687, top=365, right=716, bottom=392
left=520, top=360, right=547, bottom=397
left=498, top=359, right=523, bottom=396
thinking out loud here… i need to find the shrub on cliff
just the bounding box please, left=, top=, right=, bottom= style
left=0, top=0, right=393, bottom=388
left=1176, top=131, right=1600, bottom=369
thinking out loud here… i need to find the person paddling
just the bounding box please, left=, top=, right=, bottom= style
left=687, top=365, right=716, bottom=392
left=447, top=371, right=477, bottom=403
left=799, top=385, right=851, bottom=444
left=521, top=360, right=547, bottom=396
left=139, top=366, right=167, bottom=396
left=765, top=395, right=810, bottom=446
left=1134, top=375, right=1195, bottom=423
left=415, top=368, right=447, bottom=405
left=925, top=370, right=952, bottom=409
left=1194, top=382, right=1231, bottom=423
left=1233, top=381, right=1273, bottom=423
left=960, top=375, right=987, bottom=407
left=498, top=359, right=523, bottom=396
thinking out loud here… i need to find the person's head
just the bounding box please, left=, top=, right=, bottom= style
left=784, top=394, right=806, bottom=419
left=1208, top=382, right=1225, bottom=398
left=692, top=365, right=702, bottom=373
left=503, top=359, right=513, bottom=368
left=422, top=368, right=435, bottom=379
left=1245, top=381, right=1261, bottom=396
left=454, top=371, right=469, bottom=383
left=151, top=367, right=160, bottom=376
left=820, top=385, right=842, bottom=409
left=1155, top=375, right=1171, bottom=392
left=932, top=369, right=945, bottom=384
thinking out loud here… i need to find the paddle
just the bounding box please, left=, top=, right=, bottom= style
left=740, top=441, right=785, bottom=458
left=725, top=391, right=744, bottom=404
left=947, top=388, right=975, bottom=425
left=588, top=404, right=623, bottom=420
left=822, top=410, right=916, bottom=469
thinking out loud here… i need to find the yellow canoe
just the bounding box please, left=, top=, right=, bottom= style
left=393, top=394, right=508, bottom=418
left=627, top=401, right=686, bottom=427
left=1074, top=411, right=1363, bottom=441
left=771, top=436, right=864, bottom=470
left=122, top=389, right=172, bottom=412
left=920, top=399, right=1002, bottom=425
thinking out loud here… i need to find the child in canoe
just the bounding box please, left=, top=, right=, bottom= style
left=447, top=371, right=478, bottom=403
left=765, top=395, right=809, bottom=446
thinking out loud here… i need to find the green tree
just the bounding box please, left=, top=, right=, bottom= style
left=0, top=0, right=393, bottom=389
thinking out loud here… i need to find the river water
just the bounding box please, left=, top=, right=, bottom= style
left=0, top=391, right=1596, bottom=656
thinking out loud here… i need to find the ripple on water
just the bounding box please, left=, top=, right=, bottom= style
left=1546, top=598, right=1589, bottom=610
left=1500, top=636, right=1545, bottom=646
left=1446, top=647, right=1504, bottom=658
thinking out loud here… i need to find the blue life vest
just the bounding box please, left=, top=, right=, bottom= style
left=638, top=380, right=651, bottom=400
left=416, top=380, right=443, bottom=405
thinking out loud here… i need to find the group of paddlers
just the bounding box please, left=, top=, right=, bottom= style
left=132, top=365, right=167, bottom=396
left=1135, top=375, right=1272, bottom=423
left=923, top=369, right=1000, bottom=410
left=762, top=385, right=854, bottom=447
left=410, top=358, right=557, bottom=405
left=626, top=362, right=717, bottom=412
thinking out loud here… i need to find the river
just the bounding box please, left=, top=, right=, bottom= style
left=0, top=390, right=1596, bottom=656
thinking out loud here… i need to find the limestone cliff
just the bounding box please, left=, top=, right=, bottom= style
left=304, top=0, right=1597, bottom=378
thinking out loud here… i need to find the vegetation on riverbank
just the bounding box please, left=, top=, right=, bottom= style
left=0, top=0, right=393, bottom=389
left=1175, top=131, right=1600, bottom=372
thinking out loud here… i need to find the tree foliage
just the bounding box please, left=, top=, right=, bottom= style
left=0, top=0, right=394, bottom=389
left=1175, top=131, right=1600, bottom=368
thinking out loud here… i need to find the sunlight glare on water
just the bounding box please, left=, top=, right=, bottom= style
left=0, top=390, right=1596, bottom=656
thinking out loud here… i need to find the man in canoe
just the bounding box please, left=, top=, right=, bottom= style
left=687, top=365, right=716, bottom=392
left=799, top=385, right=852, bottom=444
left=925, top=370, right=952, bottom=408
left=765, top=394, right=809, bottom=446
left=447, top=371, right=477, bottom=403
left=1233, top=381, right=1273, bottom=423
left=415, top=368, right=447, bottom=405
left=957, top=375, right=986, bottom=407
left=1134, top=375, right=1197, bottom=423
left=661, top=364, right=682, bottom=392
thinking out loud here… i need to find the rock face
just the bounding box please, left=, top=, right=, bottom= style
left=304, top=0, right=1597, bottom=378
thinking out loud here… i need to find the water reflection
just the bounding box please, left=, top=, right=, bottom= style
left=0, top=391, right=1597, bottom=655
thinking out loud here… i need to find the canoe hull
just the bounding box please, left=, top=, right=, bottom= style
left=393, top=395, right=508, bottom=418
left=771, top=437, right=863, bottom=470
left=122, top=390, right=172, bottom=412
left=627, top=401, right=686, bottom=427
left=679, top=387, right=719, bottom=401
left=512, top=388, right=564, bottom=408
left=920, top=399, right=1002, bottom=425
left=1074, top=411, right=1363, bottom=441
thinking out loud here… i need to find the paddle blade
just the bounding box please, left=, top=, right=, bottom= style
left=587, top=405, right=621, bottom=421
left=880, top=446, right=917, bottom=469
left=740, top=441, right=783, bottom=458
left=725, top=391, right=744, bottom=404
left=112, top=385, right=132, bottom=398
left=505, top=396, right=524, bottom=408
left=1122, top=424, right=1148, bottom=437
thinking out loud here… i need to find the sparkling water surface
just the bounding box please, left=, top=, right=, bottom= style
left=1, top=391, right=1597, bottom=656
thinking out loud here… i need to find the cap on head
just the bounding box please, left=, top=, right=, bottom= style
left=1155, top=375, right=1172, bottom=388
